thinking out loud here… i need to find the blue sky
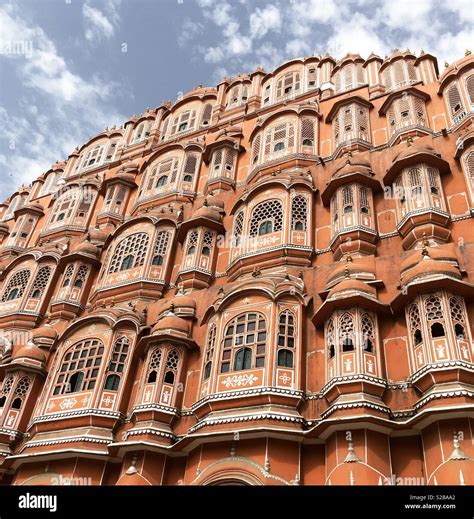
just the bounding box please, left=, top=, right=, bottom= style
left=0, top=0, right=472, bottom=200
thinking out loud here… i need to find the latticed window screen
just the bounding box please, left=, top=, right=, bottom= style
left=152, top=230, right=171, bottom=265
left=428, top=168, right=441, bottom=194
left=221, top=313, right=267, bottom=373
left=249, top=199, right=283, bottom=237
left=170, top=109, right=197, bottom=135
left=301, top=118, right=316, bottom=150
left=361, top=313, right=375, bottom=352
left=339, top=312, right=355, bottom=350
left=264, top=122, right=295, bottom=156
left=251, top=134, right=261, bottom=165
left=164, top=349, right=180, bottom=384
left=203, top=324, right=216, bottom=380
left=40, top=172, right=58, bottom=196
left=104, top=336, right=130, bottom=390
left=307, top=67, right=317, bottom=88
left=326, top=318, right=335, bottom=358
left=277, top=310, right=295, bottom=368
left=449, top=296, right=465, bottom=323
left=1, top=269, right=31, bottom=302
left=291, top=195, right=308, bottom=231
left=446, top=83, right=464, bottom=116
left=342, top=186, right=354, bottom=213
left=108, top=233, right=150, bottom=273
left=210, top=147, right=236, bottom=178
left=463, top=150, right=474, bottom=188
left=62, top=264, right=75, bottom=287
left=275, top=72, right=301, bottom=100
left=334, top=63, right=365, bottom=93
left=0, top=374, right=14, bottom=406
left=201, top=104, right=213, bottom=126
left=74, top=264, right=89, bottom=288
left=388, top=95, right=426, bottom=130
left=143, top=157, right=180, bottom=196
left=104, top=140, right=119, bottom=162
left=424, top=295, right=443, bottom=321
left=182, top=152, right=199, bottom=183
left=233, top=210, right=244, bottom=246
left=408, top=303, right=422, bottom=340
left=359, top=187, right=370, bottom=212
left=202, top=230, right=214, bottom=255
left=14, top=376, right=31, bottom=398
left=147, top=348, right=162, bottom=383
left=466, top=75, right=474, bottom=105
left=382, top=60, right=418, bottom=90
left=333, top=103, right=370, bottom=145
left=29, top=266, right=52, bottom=298
left=186, top=230, right=199, bottom=254
left=53, top=339, right=105, bottom=395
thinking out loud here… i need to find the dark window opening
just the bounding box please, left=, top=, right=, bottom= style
left=277, top=349, right=293, bottom=368
left=431, top=322, right=445, bottom=338
left=233, top=347, right=252, bottom=371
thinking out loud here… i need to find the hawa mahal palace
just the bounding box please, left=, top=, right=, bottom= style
left=0, top=49, right=473, bottom=486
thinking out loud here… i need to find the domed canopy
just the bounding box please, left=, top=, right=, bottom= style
left=384, top=140, right=450, bottom=185
left=32, top=324, right=58, bottom=341
left=72, top=237, right=100, bottom=258
left=151, top=312, right=189, bottom=336
left=327, top=259, right=376, bottom=287
left=13, top=343, right=47, bottom=363
left=89, top=226, right=108, bottom=244
left=327, top=278, right=377, bottom=299
left=401, top=256, right=461, bottom=286
left=400, top=246, right=458, bottom=273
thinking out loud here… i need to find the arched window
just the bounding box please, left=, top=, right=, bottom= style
left=62, top=264, right=74, bottom=287
left=446, top=83, right=464, bottom=117
left=408, top=303, right=423, bottom=346
left=163, top=349, right=180, bottom=384
left=291, top=195, right=308, bottom=231
left=1, top=269, right=31, bottom=302
left=251, top=134, right=261, bottom=165
left=301, top=118, right=316, bottom=149
left=103, top=336, right=130, bottom=391
left=0, top=375, right=14, bottom=410
left=264, top=122, right=295, bottom=159
left=275, top=71, right=301, bottom=100
left=186, top=230, right=198, bottom=255
left=277, top=310, right=295, bottom=368
left=466, top=74, right=474, bottom=105
left=29, top=266, right=52, bottom=299
left=361, top=313, right=375, bottom=352
left=53, top=339, right=104, bottom=395
left=170, top=109, right=197, bottom=135
left=147, top=348, right=162, bottom=383
left=157, top=176, right=168, bottom=187
left=233, top=211, right=244, bottom=247
left=221, top=313, right=266, bottom=373
left=339, top=312, right=355, bottom=351
left=342, top=186, right=354, bottom=214
left=108, top=233, right=149, bottom=274
left=181, top=151, right=199, bottom=184
left=73, top=265, right=89, bottom=288
left=152, top=230, right=171, bottom=267
left=431, top=322, right=445, bottom=338
left=233, top=347, right=252, bottom=371
left=249, top=200, right=283, bottom=238
left=203, top=324, right=217, bottom=380
left=10, top=375, right=31, bottom=410
left=201, top=103, right=213, bottom=126
left=449, top=296, right=467, bottom=339
left=326, top=318, right=335, bottom=358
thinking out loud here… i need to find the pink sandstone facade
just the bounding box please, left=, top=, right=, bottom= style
left=0, top=50, right=473, bottom=486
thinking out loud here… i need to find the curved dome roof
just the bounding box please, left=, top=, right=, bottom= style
left=32, top=324, right=58, bottom=340
left=392, top=142, right=438, bottom=163
left=401, top=247, right=458, bottom=273
left=327, top=260, right=375, bottom=286
left=151, top=312, right=189, bottom=335
left=401, top=256, right=461, bottom=285
left=327, top=278, right=376, bottom=299
left=13, top=343, right=46, bottom=363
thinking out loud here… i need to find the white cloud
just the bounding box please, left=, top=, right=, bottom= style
left=82, top=0, right=121, bottom=43
left=0, top=3, right=126, bottom=199
left=250, top=4, right=282, bottom=39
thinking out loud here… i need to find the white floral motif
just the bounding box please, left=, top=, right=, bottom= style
left=222, top=373, right=258, bottom=388
left=279, top=373, right=291, bottom=384
left=59, top=397, right=77, bottom=410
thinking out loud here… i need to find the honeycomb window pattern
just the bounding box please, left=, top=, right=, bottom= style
left=108, top=233, right=150, bottom=273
